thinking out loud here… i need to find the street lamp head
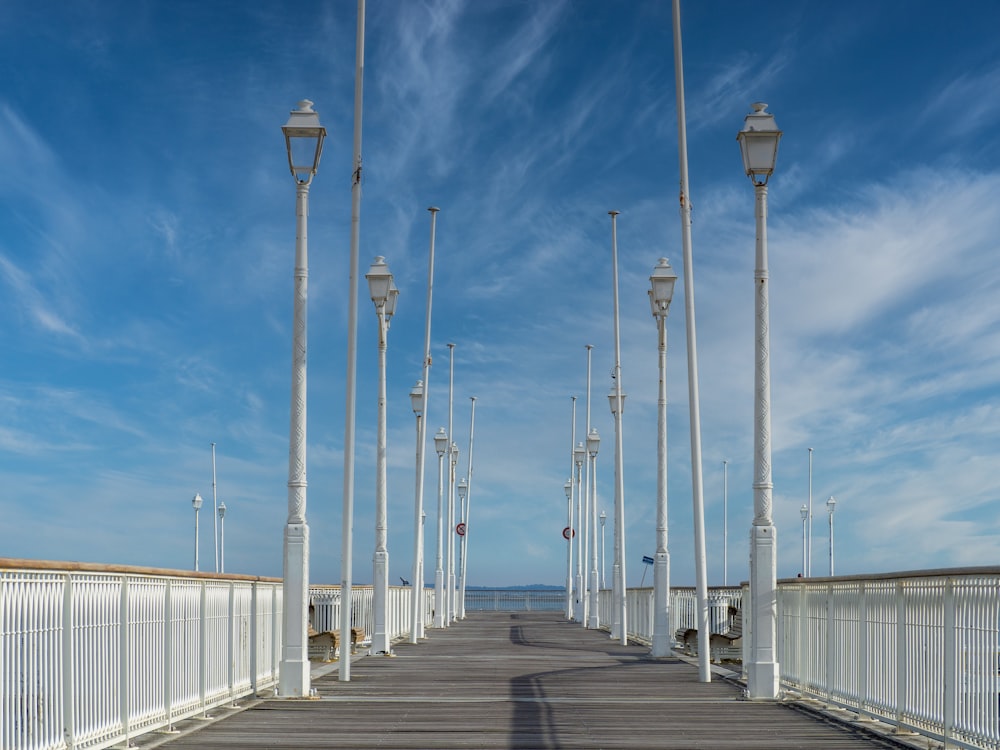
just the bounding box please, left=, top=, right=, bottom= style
left=457, top=477, right=468, bottom=501
left=282, top=99, right=327, bottom=185
left=607, top=386, right=626, bottom=416
left=599, top=510, right=607, bottom=527
left=385, top=279, right=399, bottom=320
left=563, top=478, right=572, bottom=500
left=218, top=501, right=227, bottom=519
left=410, top=380, right=424, bottom=417
left=192, top=492, right=203, bottom=510
left=365, top=256, right=394, bottom=309
left=827, top=495, right=836, bottom=514
left=450, top=441, right=459, bottom=464
left=434, top=427, right=448, bottom=457
left=800, top=504, right=808, bottom=521
left=573, top=442, right=586, bottom=467
left=648, top=257, right=678, bottom=318
left=587, top=427, right=600, bottom=457
left=737, top=102, right=782, bottom=186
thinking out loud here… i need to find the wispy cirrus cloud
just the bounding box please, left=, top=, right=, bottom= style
left=0, top=252, right=81, bottom=340
left=921, top=63, right=1000, bottom=138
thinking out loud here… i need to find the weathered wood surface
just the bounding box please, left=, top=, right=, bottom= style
left=159, top=612, right=904, bottom=749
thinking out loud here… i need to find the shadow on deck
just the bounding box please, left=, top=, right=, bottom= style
left=152, top=612, right=916, bottom=749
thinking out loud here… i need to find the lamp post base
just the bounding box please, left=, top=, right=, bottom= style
left=650, top=552, right=671, bottom=657
left=748, top=523, right=780, bottom=699
left=279, top=523, right=310, bottom=697
left=372, top=550, right=390, bottom=654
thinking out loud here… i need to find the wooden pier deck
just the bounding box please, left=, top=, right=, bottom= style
left=156, top=612, right=912, bottom=749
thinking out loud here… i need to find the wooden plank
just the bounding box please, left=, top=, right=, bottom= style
left=154, top=612, right=905, bottom=749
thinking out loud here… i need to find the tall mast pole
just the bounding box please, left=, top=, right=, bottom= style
left=671, top=0, right=710, bottom=681
left=339, top=0, right=366, bottom=682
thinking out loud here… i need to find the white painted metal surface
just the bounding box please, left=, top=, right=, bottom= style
left=308, top=584, right=432, bottom=648
left=598, top=586, right=743, bottom=649
left=777, top=570, right=1000, bottom=750
left=670, top=0, right=712, bottom=683
left=738, top=101, right=783, bottom=700
left=1, top=563, right=281, bottom=750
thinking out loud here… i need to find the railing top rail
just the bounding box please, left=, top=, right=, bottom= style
left=0, top=557, right=281, bottom=583
left=777, top=565, right=1000, bottom=585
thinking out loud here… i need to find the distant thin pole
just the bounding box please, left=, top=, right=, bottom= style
left=458, top=396, right=476, bottom=618
left=339, top=0, right=365, bottom=683
left=672, top=0, right=710, bottom=682
left=584, top=344, right=593, bottom=627
left=723, top=459, right=728, bottom=586
left=412, top=207, right=439, bottom=641
left=567, top=397, right=577, bottom=619
left=446, top=343, right=456, bottom=624
left=211, top=442, right=218, bottom=573
left=608, top=211, right=627, bottom=646
left=808, top=447, right=813, bottom=577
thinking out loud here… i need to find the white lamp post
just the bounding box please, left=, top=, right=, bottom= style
left=564, top=478, right=574, bottom=619
left=192, top=493, right=203, bottom=572
left=279, top=99, right=325, bottom=697
left=445, top=343, right=457, bottom=626
left=460, top=397, right=477, bottom=620
left=217, top=501, right=227, bottom=573
left=366, top=255, right=398, bottom=654
left=608, top=210, right=629, bottom=647
left=737, top=101, right=782, bottom=700
left=448, top=440, right=459, bottom=623
left=456, top=476, right=469, bottom=618
left=607, top=384, right=627, bottom=644
left=587, top=427, right=601, bottom=630
left=411, top=207, right=440, bottom=642
left=599, top=510, right=607, bottom=590
left=409, top=380, right=425, bottom=642
left=800, top=504, right=808, bottom=577
left=433, top=428, right=448, bottom=628
left=648, top=256, right=677, bottom=656
left=827, top=496, right=836, bottom=576
left=573, top=442, right=586, bottom=621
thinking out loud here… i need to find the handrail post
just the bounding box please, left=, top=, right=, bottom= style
left=825, top=582, right=834, bottom=705
left=200, top=581, right=209, bottom=717
left=119, top=575, right=131, bottom=745
left=228, top=582, right=237, bottom=706
left=895, top=580, right=906, bottom=730
left=250, top=582, right=259, bottom=695
left=858, top=582, right=868, bottom=718
left=164, top=579, right=175, bottom=731
left=62, top=573, right=76, bottom=748
left=943, top=577, right=956, bottom=747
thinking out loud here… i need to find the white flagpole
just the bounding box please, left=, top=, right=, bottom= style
left=211, top=442, right=218, bottom=572
left=458, top=396, right=476, bottom=618
left=411, top=207, right=439, bottom=640
left=339, top=0, right=366, bottom=683
left=671, top=0, right=711, bottom=682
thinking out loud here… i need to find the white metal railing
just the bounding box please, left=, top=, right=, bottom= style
left=598, top=587, right=743, bottom=645
left=775, top=568, right=1000, bottom=750
left=0, top=559, right=281, bottom=750
left=309, top=584, right=434, bottom=645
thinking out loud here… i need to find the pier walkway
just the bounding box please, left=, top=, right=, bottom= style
left=155, top=612, right=911, bottom=750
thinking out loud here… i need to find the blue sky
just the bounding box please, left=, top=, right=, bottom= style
left=2, top=1, right=999, bottom=587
